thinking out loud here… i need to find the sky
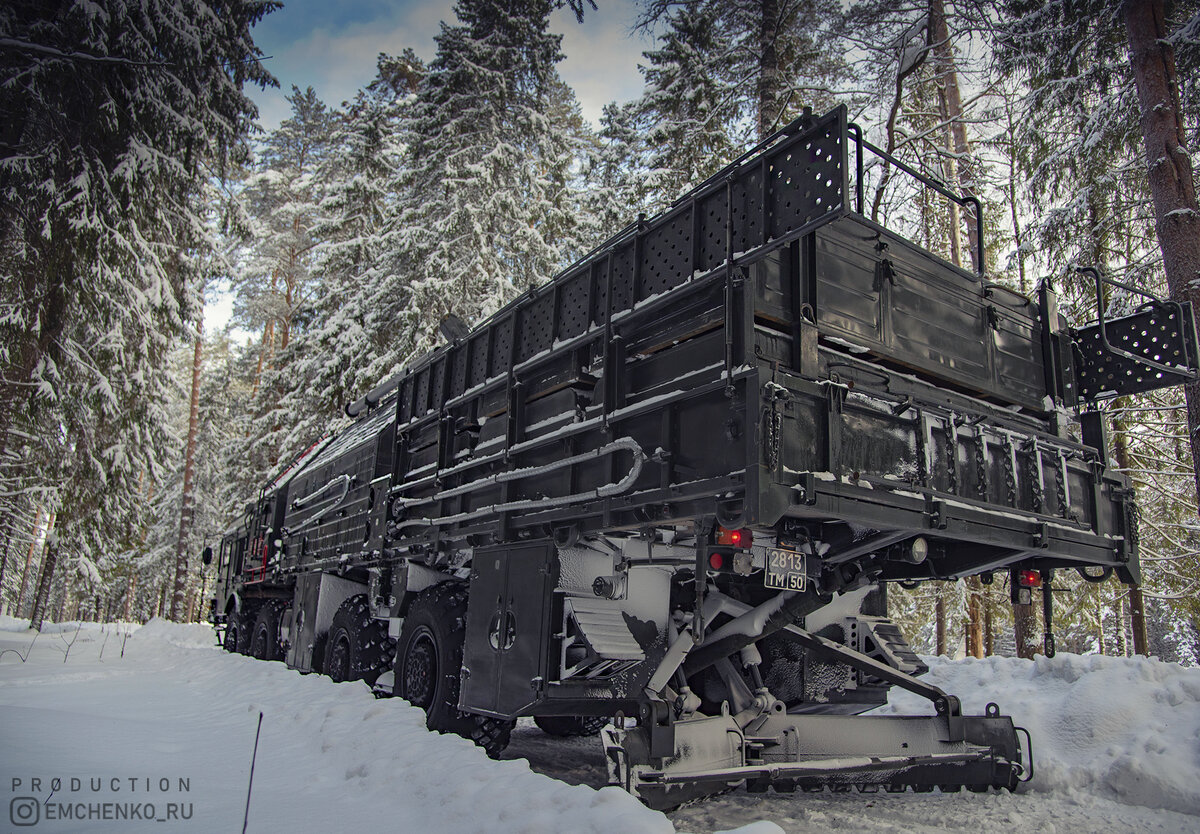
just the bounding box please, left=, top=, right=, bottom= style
left=247, top=0, right=653, bottom=132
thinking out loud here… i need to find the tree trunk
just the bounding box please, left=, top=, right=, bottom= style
left=1110, top=406, right=1150, bottom=654
left=1129, top=583, right=1149, bottom=655
left=756, top=0, right=781, bottom=139
left=53, top=564, right=69, bottom=623
left=0, top=505, right=15, bottom=614
left=935, top=585, right=946, bottom=655
left=965, top=577, right=984, bottom=657
left=1014, top=601, right=1037, bottom=659
left=1124, top=0, right=1200, bottom=502
left=14, top=508, right=48, bottom=617
left=123, top=572, right=137, bottom=622
left=1118, top=597, right=1129, bottom=656
left=28, top=541, right=57, bottom=631
left=983, top=590, right=993, bottom=656
left=170, top=321, right=204, bottom=621
left=927, top=0, right=988, bottom=655
left=929, top=0, right=978, bottom=269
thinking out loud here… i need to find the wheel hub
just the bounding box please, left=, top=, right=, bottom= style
left=328, top=637, right=351, bottom=682
left=404, top=633, right=437, bottom=707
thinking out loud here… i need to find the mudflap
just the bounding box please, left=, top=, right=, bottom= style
left=602, top=707, right=1025, bottom=811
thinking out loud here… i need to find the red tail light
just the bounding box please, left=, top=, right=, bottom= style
left=1018, top=569, right=1041, bottom=588
left=708, top=552, right=725, bottom=570
left=716, top=527, right=752, bottom=548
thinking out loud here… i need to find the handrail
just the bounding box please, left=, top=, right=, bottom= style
left=847, top=124, right=985, bottom=275
left=846, top=122, right=865, bottom=215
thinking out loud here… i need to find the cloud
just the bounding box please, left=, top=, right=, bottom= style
left=555, top=0, right=649, bottom=124
left=250, top=1, right=451, bottom=129
left=247, top=0, right=648, bottom=131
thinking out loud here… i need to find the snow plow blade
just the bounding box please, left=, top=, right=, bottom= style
left=603, top=708, right=1026, bottom=811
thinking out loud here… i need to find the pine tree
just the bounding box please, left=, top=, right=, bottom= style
left=268, top=53, right=424, bottom=459
left=234, top=86, right=335, bottom=393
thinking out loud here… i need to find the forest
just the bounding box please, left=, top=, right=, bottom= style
left=1, top=0, right=1199, bottom=664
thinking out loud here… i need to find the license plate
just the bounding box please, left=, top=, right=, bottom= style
left=765, top=546, right=807, bottom=591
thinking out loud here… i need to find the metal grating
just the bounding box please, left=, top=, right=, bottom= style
left=1075, top=303, right=1200, bottom=400
left=491, top=316, right=513, bottom=370
left=557, top=271, right=590, bottom=340
left=450, top=343, right=468, bottom=399
left=732, top=170, right=760, bottom=255
left=593, top=259, right=610, bottom=325
left=414, top=368, right=430, bottom=416
left=641, top=209, right=692, bottom=301
left=469, top=333, right=489, bottom=388
left=430, top=357, right=445, bottom=409
left=519, top=292, right=555, bottom=362
left=398, top=377, right=413, bottom=422
left=697, top=190, right=727, bottom=271
left=611, top=243, right=635, bottom=313
left=768, top=124, right=844, bottom=239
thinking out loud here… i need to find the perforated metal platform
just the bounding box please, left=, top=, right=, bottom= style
left=1074, top=301, right=1200, bottom=400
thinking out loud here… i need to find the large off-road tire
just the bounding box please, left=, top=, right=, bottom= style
left=250, top=600, right=288, bottom=662
left=533, top=715, right=609, bottom=737
left=395, top=583, right=513, bottom=758
left=323, top=594, right=395, bottom=685
left=223, top=605, right=256, bottom=654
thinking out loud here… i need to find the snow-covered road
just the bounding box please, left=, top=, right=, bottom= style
left=1, top=617, right=1197, bottom=833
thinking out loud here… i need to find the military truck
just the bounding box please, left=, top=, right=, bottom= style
left=209, top=106, right=1198, bottom=808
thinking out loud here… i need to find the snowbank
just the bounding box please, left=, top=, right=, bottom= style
left=0, top=615, right=132, bottom=635
left=881, top=652, right=1200, bottom=815
left=133, top=617, right=219, bottom=649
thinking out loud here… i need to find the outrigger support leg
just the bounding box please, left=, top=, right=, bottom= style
left=603, top=596, right=1029, bottom=811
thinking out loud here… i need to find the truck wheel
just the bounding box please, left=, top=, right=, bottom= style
left=222, top=617, right=240, bottom=653
left=396, top=584, right=513, bottom=758
left=323, top=595, right=394, bottom=685
left=533, top=716, right=609, bottom=737
left=224, top=606, right=255, bottom=654
left=250, top=601, right=287, bottom=661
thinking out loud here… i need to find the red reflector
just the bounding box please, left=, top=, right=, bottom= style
left=1018, top=569, right=1041, bottom=588
left=708, top=552, right=725, bottom=570
left=716, top=527, right=753, bottom=548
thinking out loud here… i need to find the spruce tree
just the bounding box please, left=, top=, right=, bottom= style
left=636, top=0, right=847, bottom=141
left=391, top=0, right=587, bottom=352
left=0, top=0, right=276, bottom=610
left=637, top=6, right=738, bottom=205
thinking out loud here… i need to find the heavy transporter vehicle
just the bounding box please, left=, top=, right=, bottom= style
left=210, top=106, right=1199, bottom=809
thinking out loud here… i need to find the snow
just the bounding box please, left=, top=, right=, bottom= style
left=2, top=617, right=1198, bottom=833
left=879, top=653, right=1200, bottom=816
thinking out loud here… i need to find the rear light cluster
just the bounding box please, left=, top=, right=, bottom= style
left=715, top=527, right=751, bottom=547
left=707, top=527, right=753, bottom=573
left=1011, top=568, right=1042, bottom=605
